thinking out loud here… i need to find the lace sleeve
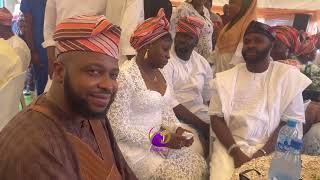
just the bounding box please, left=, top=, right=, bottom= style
left=161, top=107, right=180, bottom=133
left=107, top=72, right=151, bottom=147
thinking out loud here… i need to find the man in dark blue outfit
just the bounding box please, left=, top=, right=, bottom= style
left=20, top=0, right=48, bottom=95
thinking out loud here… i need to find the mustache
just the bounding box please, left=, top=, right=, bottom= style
left=90, top=88, right=115, bottom=95
left=244, top=48, right=258, bottom=53
left=176, top=47, right=191, bottom=53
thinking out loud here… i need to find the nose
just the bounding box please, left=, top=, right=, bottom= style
left=98, top=75, right=117, bottom=93
left=245, top=40, right=256, bottom=49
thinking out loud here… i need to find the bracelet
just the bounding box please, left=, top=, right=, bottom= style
left=227, top=144, right=239, bottom=154
left=258, top=148, right=267, bottom=156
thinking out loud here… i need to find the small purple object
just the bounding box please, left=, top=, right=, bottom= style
left=151, top=133, right=167, bottom=147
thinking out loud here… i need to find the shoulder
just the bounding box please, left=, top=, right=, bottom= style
left=217, top=63, right=245, bottom=76
left=0, top=110, right=70, bottom=164
left=10, top=36, right=30, bottom=59
left=118, top=60, right=138, bottom=89
left=176, top=2, right=192, bottom=12
left=192, top=51, right=210, bottom=67
left=272, top=61, right=311, bottom=90
left=119, top=60, right=134, bottom=79
left=272, top=61, right=301, bottom=76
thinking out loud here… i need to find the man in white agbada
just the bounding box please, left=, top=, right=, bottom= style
left=209, top=21, right=311, bottom=180
left=0, top=7, right=30, bottom=129
left=163, top=16, right=213, bottom=124
left=105, top=0, right=144, bottom=65
left=0, top=7, right=30, bottom=87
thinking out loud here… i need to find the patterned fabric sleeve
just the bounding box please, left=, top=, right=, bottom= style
left=107, top=71, right=151, bottom=148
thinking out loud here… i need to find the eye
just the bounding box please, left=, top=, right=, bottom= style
left=87, top=69, right=101, bottom=76
left=110, top=72, right=119, bottom=80
left=243, top=39, right=250, bottom=45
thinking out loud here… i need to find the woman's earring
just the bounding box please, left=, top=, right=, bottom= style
left=144, top=49, right=149, bottom=60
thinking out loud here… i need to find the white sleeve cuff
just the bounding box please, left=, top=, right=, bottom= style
left=120, top=46, right=136, bottom=56
left=42, top=39, right=56, bottom=48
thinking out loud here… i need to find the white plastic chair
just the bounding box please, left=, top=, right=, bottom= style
left=0, top=71, right=27, bottom=131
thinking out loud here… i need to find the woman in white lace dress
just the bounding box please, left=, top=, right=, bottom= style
left=108, top=9, right=207, bottom=180
left=170, top=0, right=213, bottom=60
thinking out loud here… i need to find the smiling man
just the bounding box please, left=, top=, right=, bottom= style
left=209, top=21, right=311, bottom=180
left=0, top=15, right=137, bottom=180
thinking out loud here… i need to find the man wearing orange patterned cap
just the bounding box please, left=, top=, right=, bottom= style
left=163, top=16, right=213, bottom=126
left=161, top=16, right=213, bottom=156
left=0, top=15, right=137, bottom=180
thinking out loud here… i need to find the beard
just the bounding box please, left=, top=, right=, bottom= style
left=175, top=46, right=193, bottom=61
left=64, top=73, right=115, bottom=119
left=242, top=44, right=272, bottom=64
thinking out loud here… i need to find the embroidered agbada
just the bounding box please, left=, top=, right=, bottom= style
left=209, top=0, right=257, bottom=74
left=162, top=49, right=213, bottom=123
left=176, top=16, right=205, bottom=38
left=0, top=95, right=137, bottom=180
left=272, top=25, right=301, bottom=55
left=0, top=7, right=12, bottom=26
left=0, top=37, right=30, bottom=130
left=53, top=15, right=121, bottom=58
left=130, top=8, right=169, bottom=50
left=209, top=62, right=311, bottom=180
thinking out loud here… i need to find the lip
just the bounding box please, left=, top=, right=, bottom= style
left=88, top=93, right=111, bottom=108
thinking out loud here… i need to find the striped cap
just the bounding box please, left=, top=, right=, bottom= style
left=297, top=37, right=317, bottom=57
left=53, top=15, right=121, bottom=58
left=272, top=25, right=301, bottom=55
left=0, top=7, right=13, bottom=26
left=130, top=8, right=170, bottom=50
left=176, top=16, right=205, bottom=38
